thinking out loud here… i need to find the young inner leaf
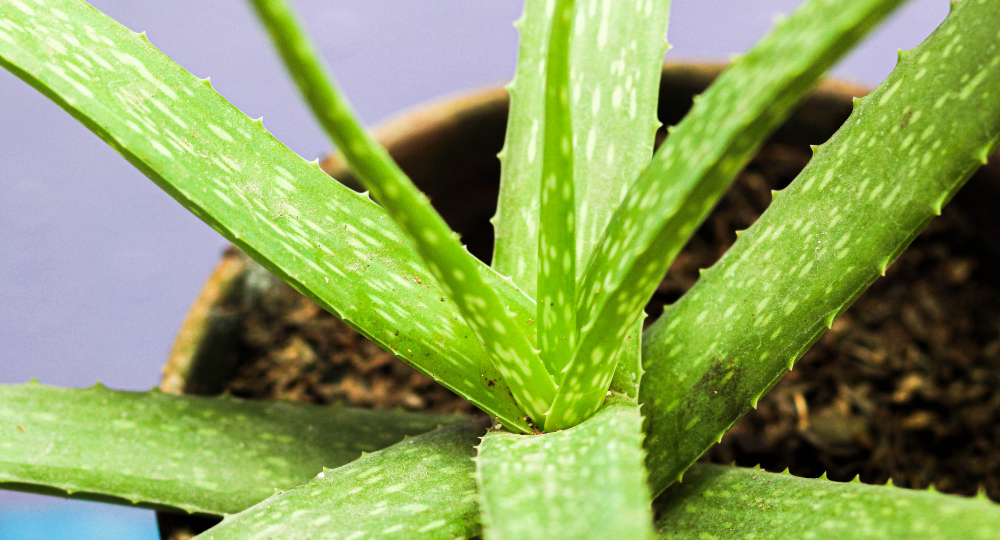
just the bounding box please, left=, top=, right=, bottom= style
left=247, top=0, right=556, bottom=424
left=545, top=0, right=907, bottom=432
left=494, top=0, right=672, bottom=426
left=537, top=0, right=577, bottom=381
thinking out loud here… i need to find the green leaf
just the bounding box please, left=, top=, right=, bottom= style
left=552, top=0, right=908, bottom=432
left=246, top=0, right=555, bottom=425
left=493, top=0, right=671, bottom=428
left=641, top=0, right=1000, bottom=495
left=608, top=319, right=644, bottom=400
left=199, top=420, right=488, bottom=540
left=475, top=398, right=654, bottom=540
left=655, top=464, right=1000, bottom=540
left=0, top=0, right=535, bottom=433
left=492, top=0, right=671, bottom=295
left=536, top=0, right=578, bottom=382
left=0, top=382, right=464, bottom=515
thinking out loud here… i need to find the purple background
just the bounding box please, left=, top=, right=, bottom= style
left=0, top=0, right=947, bottom=514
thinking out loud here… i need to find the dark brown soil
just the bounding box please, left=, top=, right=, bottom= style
left=221, top=141, right=1000, bottom=501
left=222, top=272, right=480, bottom=416
left=694, top=146, right=1000, bottom=501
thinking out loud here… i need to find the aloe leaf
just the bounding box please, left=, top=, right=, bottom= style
left=641, top=0, right=1000, bottom=495
left=492, top=0, right=671, bottom=295
left=199, top=420, right=488, bottom=540
left=246, top=0, right=555, bottom=425
left=655, top=464, right=1000, bottom=540
left=0, top=382, right=463, bottom=515
left=494, top=0, right=670, bottom=422
left=536, top=0, right=578, bottom=380
left=0, top=0, right=535, bottom=432
left=549, top=0, right=908, bottom=432
left=475, top=398, right=654, bottom=540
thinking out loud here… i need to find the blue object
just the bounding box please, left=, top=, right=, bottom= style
left=0, top=498, right=159, bottom=540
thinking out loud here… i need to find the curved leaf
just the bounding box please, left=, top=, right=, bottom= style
left=641, top=0, right=1000, bottom=494
left=0, top=382, right=464, bottom=515
left=199, top=420, right=488, bottom=540
left=552, top=0, right=909, bottom=431
left=247, top=0, right=555, bottom=425
left=0, top=0, right=535, bottom=432
left=656, top=464, right=1000, bottom=540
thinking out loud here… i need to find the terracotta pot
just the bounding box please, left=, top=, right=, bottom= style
left=155, top=63, right=1000, bottom=538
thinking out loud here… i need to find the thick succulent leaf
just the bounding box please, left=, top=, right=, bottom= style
left=0, top=0, right=535, bottom=432
left=655, top=464, right=1000, bottom=540
left=247, top=0, right=555, bottom=425
left=552, top=0, right=908, bottom=432
left=0, top=382, right=464, bottom=515
left=492, top=0, right=671, bottom=295
left=475, top=398, right=654, bottom=540
left=536, top=0, right=578, bottom=381
left=608, top=319, right=644, bottom=400
left=199, top=420, right=488, bottom=540
left=641, top=0, right=1000, bottom=495
left=494, top=0, right=670, bottom=424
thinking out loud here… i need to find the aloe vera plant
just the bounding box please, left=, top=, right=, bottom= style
left=2, top=0, right=1000, bottom=538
